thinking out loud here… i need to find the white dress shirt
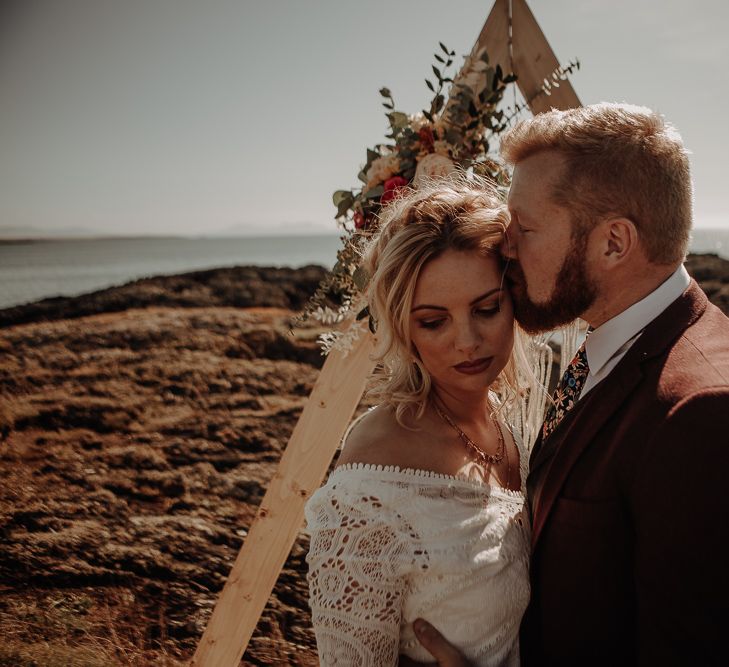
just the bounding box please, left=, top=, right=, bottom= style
left=580, top=265, right=691, bottom=398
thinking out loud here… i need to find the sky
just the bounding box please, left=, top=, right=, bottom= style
left=0, top=0, right=727, bottom=237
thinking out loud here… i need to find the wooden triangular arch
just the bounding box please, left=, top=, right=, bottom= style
left=192, top=1, right=581, bottom=664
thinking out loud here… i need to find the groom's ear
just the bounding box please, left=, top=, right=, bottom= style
left=595, top=216, right=639, bottom=267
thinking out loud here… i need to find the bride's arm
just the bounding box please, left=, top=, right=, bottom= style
left=305, top=481, right=410, bottom=667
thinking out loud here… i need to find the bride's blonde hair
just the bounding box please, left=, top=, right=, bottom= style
left=361, top=175, right=544, bottom=435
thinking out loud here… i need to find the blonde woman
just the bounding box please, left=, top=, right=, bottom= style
left=305, top=178, right=542, bottom=666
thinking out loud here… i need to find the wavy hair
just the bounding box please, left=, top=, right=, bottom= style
left=361, top=174, right=540, bottom=428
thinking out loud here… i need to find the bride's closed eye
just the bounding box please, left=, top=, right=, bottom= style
left=476, top=306, right=500, bottom=318
left=418, top=318, right=446, bottom=330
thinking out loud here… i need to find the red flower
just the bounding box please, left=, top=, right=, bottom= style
left=353, top=211, right=367, bottom=229
left=384, top=176, right=408, bottom=192
left=418, top=126, right=435, bottom=150
left=381, top=176, right=409, bottom=205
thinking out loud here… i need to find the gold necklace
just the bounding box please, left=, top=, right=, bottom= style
left=433, top=401, right=506, bottom=466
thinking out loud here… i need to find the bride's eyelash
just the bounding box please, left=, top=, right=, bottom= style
left=417, top=305, right=501, bottom=329
left=418, top=319, right=445, bottom=330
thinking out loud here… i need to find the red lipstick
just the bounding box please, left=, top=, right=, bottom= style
left=454, top=357, right=493, bottom=375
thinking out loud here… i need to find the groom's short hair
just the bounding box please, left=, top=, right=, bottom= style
left=500, top=103, right=692, bottom=265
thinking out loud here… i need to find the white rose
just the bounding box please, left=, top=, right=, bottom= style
left=413, top=153, right=458, bottom=187
left=365, top=155, right=400, bottom=192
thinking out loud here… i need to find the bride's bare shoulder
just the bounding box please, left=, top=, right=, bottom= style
left=335, top=405, right=424, bottom=469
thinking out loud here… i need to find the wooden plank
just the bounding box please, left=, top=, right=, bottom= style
left=468, top=0, right=580, bottom=113
left=468, top=0, right=511, bottom=72
left=510, top=0, right=581, bottom=112
left=191, top=329, right=376, bottom=666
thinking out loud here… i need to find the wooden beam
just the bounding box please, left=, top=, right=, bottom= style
left=511, top=0, right=581, bottom=112
left=468, top=0, right=511, bottom=72
left=468, top=0, right=580, bottom=113
left=191, top=329, right=376, bottom=666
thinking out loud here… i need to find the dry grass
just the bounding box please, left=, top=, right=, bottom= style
left=0, top=588, right=189, bottom=666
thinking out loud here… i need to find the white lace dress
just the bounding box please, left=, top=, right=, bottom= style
left=304, top=431, right=530, bottom=666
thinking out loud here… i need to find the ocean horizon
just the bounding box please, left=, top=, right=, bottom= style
left=1, top=229, right=727, bottom=311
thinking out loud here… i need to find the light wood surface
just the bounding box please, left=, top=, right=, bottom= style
left=191, top=329, right=376, bottom=666
left=469, top=0, right=580, bottom=113
left=510, top=0, right=581, bottom=112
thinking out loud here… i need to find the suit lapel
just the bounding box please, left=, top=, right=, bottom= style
left=529, top=280, right=708, bottom=550
left=529, top=359, right=643, bottom=547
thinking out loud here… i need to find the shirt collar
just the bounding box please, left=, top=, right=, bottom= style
left=585, top=265, right=691, bottom=376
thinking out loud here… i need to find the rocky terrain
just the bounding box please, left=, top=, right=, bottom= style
left=0, top=256, right=727, bottom=666
left=0, top=266, right=335, bottom=666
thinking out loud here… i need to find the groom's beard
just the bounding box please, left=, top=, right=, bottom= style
left=506, top=236, right=598, bottom=334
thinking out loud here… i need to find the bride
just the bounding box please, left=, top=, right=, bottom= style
left=305, top=178, right=544, bottom=666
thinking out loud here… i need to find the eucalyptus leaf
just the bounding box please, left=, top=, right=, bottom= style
left=434, top=53, right=445, bottom=64
left=387, top=111, right=409, bottom=129
left=399, top=159, right=416, bottom=172
left=494, top=65, right=503, bottom=86
left=353, top=267, right=370, bottom=292
left=432, top=65, right=442, bottom=81
left=332, top=190, right=353, bottom=206
left=439, top=41, right=449, bottom=55
left=336, top=197, right=354, bottom=218
left=364, top=185, right=385, bottom=200
left=425, top=78, right=435, bottom=92
left=379, top=87, right=392, bottom=98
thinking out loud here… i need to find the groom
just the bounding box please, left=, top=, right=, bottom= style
left=407, top=104, right=729, bottom=665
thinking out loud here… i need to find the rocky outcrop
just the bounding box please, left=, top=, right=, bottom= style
left=0, top=264, right=329, bottom=329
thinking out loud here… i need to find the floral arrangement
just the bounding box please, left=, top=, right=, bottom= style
left=305, top=43, right=578, bottom=346
left=333, top=43, right=515, bottom=234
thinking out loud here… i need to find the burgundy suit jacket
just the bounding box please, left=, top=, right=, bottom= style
left=521, top=280, right=729, bottom=666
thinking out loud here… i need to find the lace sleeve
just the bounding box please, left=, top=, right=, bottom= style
left=305, top=480, right=413, bottom=666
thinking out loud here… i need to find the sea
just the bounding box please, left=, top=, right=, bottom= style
left=0, top=229, right=727, bottom=311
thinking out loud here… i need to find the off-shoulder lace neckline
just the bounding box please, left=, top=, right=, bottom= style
left=330, top=462, right=524, bottom=497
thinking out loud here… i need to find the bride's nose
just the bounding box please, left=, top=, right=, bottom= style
left=454, top=320, right=481, bottom=355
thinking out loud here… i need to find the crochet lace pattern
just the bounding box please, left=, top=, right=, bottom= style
left=305, top=435, right=530, bottom=667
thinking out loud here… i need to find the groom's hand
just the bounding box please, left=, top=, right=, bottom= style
left=398, top=619, right=474, bottom=667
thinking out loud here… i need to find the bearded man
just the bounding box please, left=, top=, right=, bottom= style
left=405, top=103, right=729, bottom=666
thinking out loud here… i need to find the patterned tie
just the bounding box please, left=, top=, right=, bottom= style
left=541, top=341, right=590, bottom=440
